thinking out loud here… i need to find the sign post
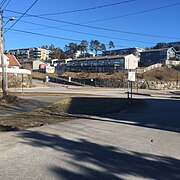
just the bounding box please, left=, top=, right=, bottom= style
left=128, top=71, right=136, bottom=99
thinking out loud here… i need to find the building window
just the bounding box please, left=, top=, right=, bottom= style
left=160, top=52, right=166, bottom=56
left=146, top=53, right=151, bottom=56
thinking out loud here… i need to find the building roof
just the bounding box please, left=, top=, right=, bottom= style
left=72, top=54, right=133, bottom=62
left=6, top=55, right=21, bottom=67
left=141, top=47, right=176, bottom=53
left=105, top=47, right=144, bottom=53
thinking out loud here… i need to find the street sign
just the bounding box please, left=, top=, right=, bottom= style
left=128, top=72, right=136, bottom=82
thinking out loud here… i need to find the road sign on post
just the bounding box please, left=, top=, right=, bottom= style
left=128, top=72, right=136, bottom=99
left=128, top=72, right=136, bottom=82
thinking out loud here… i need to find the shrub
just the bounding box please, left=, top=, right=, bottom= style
left=155, top=74, right=163, bottom=80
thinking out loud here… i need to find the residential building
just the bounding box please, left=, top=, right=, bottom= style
left=6, top=55, right=21, bottom=69
left=166, top=41, right=180, bottom=50
left=5, top=47, right=51, bottom=61
left=140, top=47, right=176, bottom=66
left=103, top=47, right=144, bottom=58
left=0, top=55, right=31, bottom=88
left=74, top=51, right=95, bottom=59
left=61, top=54, right=138, bottom=73
left=176, top=51, right=180, bottom=60
left=0, top=55, right=21, bottom=69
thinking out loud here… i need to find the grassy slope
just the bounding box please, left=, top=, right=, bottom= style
left=62, top=67, right=180, bottom=82
left=32, top=67, right=180, bottom=82
left=142, top=67, right=180, bottom=81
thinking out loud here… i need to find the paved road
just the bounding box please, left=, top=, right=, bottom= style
left=0, top=96, right=180, bottom=180
left=7, top=79, right=176, bottom=98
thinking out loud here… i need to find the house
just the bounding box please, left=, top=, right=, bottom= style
left=6, top=55, right=21, bottom=69
left=62, top=54, right=138, bottom=73
left=165, top=41, right=180, bottom=50
left=176, top=51, right=180, bottom=60
left=140, top=47, right=176, bottom=66
left=0, top=55, right=21, bottom=68
left=0, top=54, right=31, bottom=88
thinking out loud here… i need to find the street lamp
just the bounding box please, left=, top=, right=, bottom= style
left=0, top=9, right=15, bottom=98
left=3, top=17, right=15, bottom=29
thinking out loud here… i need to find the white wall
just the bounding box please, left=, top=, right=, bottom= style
left=0, top=67, right=31, bottom=74
left=124, top=54, right=138, bottom=69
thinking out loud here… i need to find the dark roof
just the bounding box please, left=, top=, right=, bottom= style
left=73, top=55, right=130, bottom=62
left=141, top=47, right=176, bottom=53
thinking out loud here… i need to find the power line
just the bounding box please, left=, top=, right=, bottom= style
left=2, top=0, right=11, bottom=10
left=0, top=0, right=7, bottom=8
left=4, top=9, right=180, bottom=40
left=6, top=0, right=137, bottom=18
left=18, top=19, right=155, bottom=45
left=34, top=0, right=136, bottom=16
left=7, top=28, right=125, bottom=48
left=4, top=2, right=179, bottom=45
left=78, top=2, right=180, bottom=25
left=3, top=0, right=38, bottom=34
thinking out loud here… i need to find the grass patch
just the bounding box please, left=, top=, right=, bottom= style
left=143, top=67, right=180, bottom=81
left=32, top=72, right=58, bottom=80
left=0, top=97, right=143, bottom=132
left=0, top=95, right=25, bottom=107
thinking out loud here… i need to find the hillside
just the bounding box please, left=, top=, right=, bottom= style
left=62, top=67, right=180, bottom=82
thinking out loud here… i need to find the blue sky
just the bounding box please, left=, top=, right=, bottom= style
left=2, top=0, right=180, bottom=51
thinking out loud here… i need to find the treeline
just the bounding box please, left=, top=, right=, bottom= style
left=41, top=40, right=115, bottom=59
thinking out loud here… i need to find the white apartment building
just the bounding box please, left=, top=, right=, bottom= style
left=5, top=47, right=51, bottom=61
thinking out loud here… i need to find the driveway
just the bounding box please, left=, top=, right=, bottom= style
left=0, top=96, right=180, bottom=180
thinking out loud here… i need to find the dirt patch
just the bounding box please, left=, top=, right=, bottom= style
left=0, top=97, right=143, bottom=132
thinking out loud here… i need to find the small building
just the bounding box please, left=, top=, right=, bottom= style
left=23, top=59, right=44, bottom=70
left=140, top=47, right=176, bottom=66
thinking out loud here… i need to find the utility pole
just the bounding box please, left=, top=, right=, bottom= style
left=0, top=9, right=7, bottom=98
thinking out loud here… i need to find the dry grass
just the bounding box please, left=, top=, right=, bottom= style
left=62, top=72, right=126, bottom=79
left=0, top=97, right=142, bottom=131
left=32, top=72, right=58, bottom=79
left=62, top=67, right=180, bottom=82
left=0, top=95, right=25, bottom=107
left=143, top=67, right=180, bottom=81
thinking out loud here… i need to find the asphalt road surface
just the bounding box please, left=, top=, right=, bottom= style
left=0, top=95, right=180, bottom=180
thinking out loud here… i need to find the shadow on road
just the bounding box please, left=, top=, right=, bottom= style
left=67, top=97, right=180, bottom=133
left=19, top=130, right=180, bottom=180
